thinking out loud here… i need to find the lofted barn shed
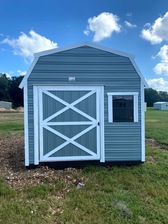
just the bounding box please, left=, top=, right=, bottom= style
left=19, top=42, right=148, bottom=166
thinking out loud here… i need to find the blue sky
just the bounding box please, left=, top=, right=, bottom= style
left=0, top=0, right=168, bottom=91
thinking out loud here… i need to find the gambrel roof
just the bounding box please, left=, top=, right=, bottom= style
left=19, top=41, right=148, bottom=88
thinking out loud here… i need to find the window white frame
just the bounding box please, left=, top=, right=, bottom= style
left=107, top=92, right=139, bottom=123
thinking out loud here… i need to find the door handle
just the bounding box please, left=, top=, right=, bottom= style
left=98, top=122, right=100, bottom=126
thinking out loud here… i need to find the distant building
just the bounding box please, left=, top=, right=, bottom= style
left=0, top=101, right=12, bottom=109
left=153, top=102, right=168, bottom=110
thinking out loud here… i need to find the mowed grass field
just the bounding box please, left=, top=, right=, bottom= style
left=0, top=112, right=24, bottom=137
left=146, top=107, right=168, bottom=145
left=0, top=109, right=168, bottom=224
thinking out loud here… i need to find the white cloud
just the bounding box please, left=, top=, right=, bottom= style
left=84, top=12, right=121, bottom=42
left=154, top=45, right=168, bottom=76
left=83, top=29, right=90, bottom=36
left=5, top=73, right=11, bottom=79
left=126, top=13, right=132, bottom=17
left=141, top=12, right=168, bottom=44
left=141, top=28, right=162, bottom=44
left=154, top=63, right=168, bottom=76
left=1, top=72, right=12, bottom=79
left=146, top=78, right=168, bottom=92
left=124, top=21, right=137, bottom=28
left=1, top=30, right=58, bottom=60
left=17, top=70, right=26, bottom=76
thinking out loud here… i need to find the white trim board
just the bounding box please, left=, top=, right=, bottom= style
left=33, top=86, right=39, bottom=165
left=100, top=86, right=105, bottom=162
left=23, top=82, right=29, bottom=166
left=141, top=81, right=145, bottom=162
left=19, top=57, right=38, bottom=89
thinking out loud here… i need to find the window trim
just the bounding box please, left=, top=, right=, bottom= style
left=107, top=92, right=139, bottom=123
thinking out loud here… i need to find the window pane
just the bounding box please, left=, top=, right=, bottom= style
left=113, top=95, right=133, bottom=122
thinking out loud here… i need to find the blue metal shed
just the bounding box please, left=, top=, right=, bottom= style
left=19, top=42, right=148, bottom=166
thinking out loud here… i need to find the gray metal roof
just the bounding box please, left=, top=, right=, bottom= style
left=154, top=102, right=168, bottom=104
left=19, top=41, right=148, bottom=88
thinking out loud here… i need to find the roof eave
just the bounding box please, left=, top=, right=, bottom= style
left=19, top=56, right=39, bottom=89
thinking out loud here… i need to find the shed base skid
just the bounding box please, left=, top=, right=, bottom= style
left=27, top=161, right=143, bottom=169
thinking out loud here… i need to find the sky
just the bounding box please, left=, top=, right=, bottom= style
left=0, top=0, right=168, bottom=92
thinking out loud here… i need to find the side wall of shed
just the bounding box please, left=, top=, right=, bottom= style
left=154, top=103, right=161, bottom=110
left=27, top=46, right=142, bottom=164
left=154, top=103, right=168, bottom=110
left=0, top=101, right=12, bottom=109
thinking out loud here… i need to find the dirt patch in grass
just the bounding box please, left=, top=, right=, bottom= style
left=0, top=136, right=83, bottom=191
left=1, top=136, right=167, bottom=190
left=146, top=156, right=157, bottom=164
left=146, top=138, right=160, bottom=148
left=0, top=107, right=24, bottom=112
left=146, top=138, right=168, bottom=150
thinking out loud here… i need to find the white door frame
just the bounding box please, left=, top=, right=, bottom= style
left=33, top=85, right=104, bottom=164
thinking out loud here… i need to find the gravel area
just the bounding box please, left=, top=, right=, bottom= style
left=0, top=136, right=83, bottom=190
left=1, top=136, right=166, bottom=190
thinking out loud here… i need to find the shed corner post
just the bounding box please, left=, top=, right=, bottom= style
left=141, top=81, right=145, bottom=162
left=100, top=86, right=105, bottom=162
left=23, top=82, right=29, bottom=166
left=33, top=86, right=39, bottom=165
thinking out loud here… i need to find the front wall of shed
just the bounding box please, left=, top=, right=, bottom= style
left=27, top=46, right=141, bottom=164
left=162, top=103, right=168, bottom=110
left=154, top=103, right=168, bottom=110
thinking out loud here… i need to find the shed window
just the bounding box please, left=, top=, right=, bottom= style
left=107, top=92, right=138, bottom=123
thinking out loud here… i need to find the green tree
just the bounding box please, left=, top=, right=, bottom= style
left=9, top=76, right=23, bottom=108
left=145, top=88, right=160, bottom=107
left=0, top=74, right=11, bottom=101
left=158, top=91, right=168, bottom=102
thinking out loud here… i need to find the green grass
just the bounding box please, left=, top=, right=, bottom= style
left=0, top=112, right=24, bottom=137
left=146, top=107, right=168, bottom=145
left=0, top=110, right=168, bottom=223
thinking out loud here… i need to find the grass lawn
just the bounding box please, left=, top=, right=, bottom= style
left=0, top=109, right=168, bottom=224
left=146, top=107, right=168, bottom=145
left=0, top=112, right=24, bottom=137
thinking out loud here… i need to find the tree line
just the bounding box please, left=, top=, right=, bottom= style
left=0, top=73, right=168, bottom=108
left=0, top=74, right=23, bottom=108
left=145, top=88, right=168, bottom=107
